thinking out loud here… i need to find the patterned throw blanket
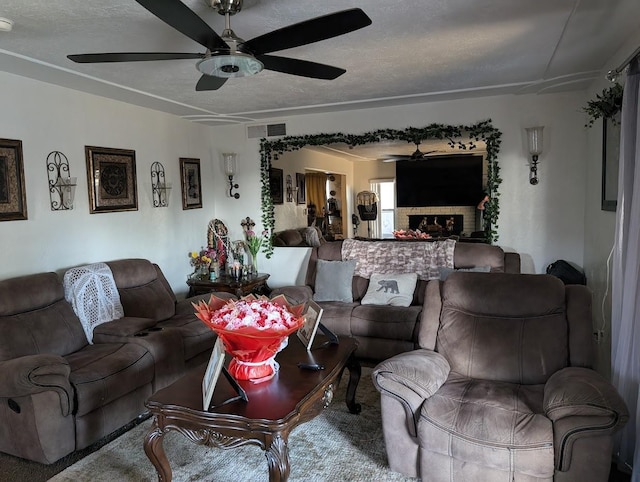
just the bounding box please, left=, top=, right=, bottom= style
left=63, top=262, right=124, bottom=344
left=341, top=238, right=456, bottom=280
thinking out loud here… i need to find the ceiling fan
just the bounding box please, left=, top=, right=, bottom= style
left=380, top=141, right=440, bottom=162
left=67, top=0, right=372, bottom=91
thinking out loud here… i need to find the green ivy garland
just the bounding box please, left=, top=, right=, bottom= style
left=583, top=83, right=624, bottom=128
left=260, top=120, right=502, bottom=258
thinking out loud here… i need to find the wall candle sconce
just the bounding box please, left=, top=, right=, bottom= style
left=525, top=126, right=544, bottom=185
left=151, top=161, right=171, bottom=207
left=223, top=153, right=240, bottom=199
left=46, top=151, right=77, bottom=210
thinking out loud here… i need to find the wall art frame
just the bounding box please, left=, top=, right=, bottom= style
left=601, top=114, right=620, bottom=212
left=297, top=300, right=324, bottom=351
left=180, top=157, right=202, bottom=210
left=296, top=172, right=306, bottom=204
left=85, top=146, right=138, bottom=214
left=0, top=139, right=27, bottom=221
left=0, top=138, right=27, bottom=221
left=269, top=167, right=284, bottom=204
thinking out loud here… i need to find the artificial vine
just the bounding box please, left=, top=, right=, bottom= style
left=260, top=120, right=503, bottom=258
left=583, top=83, right=624, bottom=128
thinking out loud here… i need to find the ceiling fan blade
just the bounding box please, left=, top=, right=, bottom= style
left=195, top=75, right=228, bottom=91
left=242, top=8, right=372, bottom=55
left=68, top=52, right=204, bottom=63
left=257, top=55, right=345, bottom=80
left=135, top=0, right=227, bottom=52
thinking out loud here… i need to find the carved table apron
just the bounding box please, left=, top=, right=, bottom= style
left=144, top=336, right=360, bottom=481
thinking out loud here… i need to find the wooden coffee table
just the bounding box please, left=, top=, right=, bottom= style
left=144, top=336, right=360, bottom=481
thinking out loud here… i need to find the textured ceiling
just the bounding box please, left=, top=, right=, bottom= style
left=0, top=0, right=638, bottom=125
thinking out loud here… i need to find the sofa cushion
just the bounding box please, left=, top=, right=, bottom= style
left=157, top=313, right=217, bottom=361
left=0, top=273, right=88, bottom=360
left=65, top=342, right=154, bottom=417
left=314, top=302, right=358, bottom=336
left=438, top=265, right=490, bottom=280
left=313, top=259, right=356, bottom=303
left=419, top=373, right=554, bottom=478
left=361, top=273, right=418, bottom=307
left=351, top=305, right=421, bottom=340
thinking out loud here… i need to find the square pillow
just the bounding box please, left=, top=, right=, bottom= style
left=313, top=259, right=356, bottom=302
left=438, top=265, right=491, bottom=280
left=361, top=273, right=418, bottom=307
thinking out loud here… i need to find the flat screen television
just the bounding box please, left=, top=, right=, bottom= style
left=395, top=155, right=484, bottom=207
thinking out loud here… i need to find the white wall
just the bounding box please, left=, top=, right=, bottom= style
left=0, top=72, right=220, bottom=297
left=209, top=91, right=589, bottom=285
left=0, top=70, right=590, bottom=300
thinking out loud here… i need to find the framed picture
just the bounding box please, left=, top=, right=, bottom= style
left=180, top=158, right=202, bottom=210
left=202, top=338, right=226, bottom=410
left=296, top=172, right=306, bottom=204
left=269, top=167, right=284, bottom=204
left=85, top=146, right=138, bottom=214
left=602, top=114, right=621, bottom=211
left=297, top=300, right=324, bottom=350
left=0, top=138, right=27, bottom=221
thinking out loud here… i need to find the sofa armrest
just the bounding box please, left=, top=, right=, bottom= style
left=269, top=285, right=314, bottom=305
left=372, top=349, right=450, bottom=436
left=0, top=355, right=73, bottom=416
left=544, top=367, right=629, bottom=471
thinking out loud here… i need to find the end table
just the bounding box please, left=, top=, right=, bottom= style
left=187, top=272, right=270, bottom=298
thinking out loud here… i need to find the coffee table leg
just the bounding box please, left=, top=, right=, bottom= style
left=345, top=356, right=362, bottom=414
left=144, top=419, right=172, bottom=482
left=265, top=432, right=290, bottom=482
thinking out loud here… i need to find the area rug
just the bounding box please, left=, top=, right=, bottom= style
left=48, top=367, right=417, bottom=482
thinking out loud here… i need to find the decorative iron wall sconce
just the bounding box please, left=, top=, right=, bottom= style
left=46, top=151, right=77, bottom=210
left=223, top=153, right=240, bottom=199
left=151, top=161, right=171, bottom=207
left=525, top=126, right=544, bottom=185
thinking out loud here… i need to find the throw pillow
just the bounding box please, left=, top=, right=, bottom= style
left=313, top=259, right=356, bottom=303
left=438, top=265, right=491, bottom=280
left=361, top=273, right=418, bottom=307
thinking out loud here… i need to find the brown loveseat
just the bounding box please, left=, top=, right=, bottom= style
left=372, top=272, right=628, bottom=481
left=273, top=239, right=520, bottom=361
left=0, top=259, right=216, bottom=464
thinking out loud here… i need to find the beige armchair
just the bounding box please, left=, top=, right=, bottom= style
left=372, top=272, right=628, bottom=481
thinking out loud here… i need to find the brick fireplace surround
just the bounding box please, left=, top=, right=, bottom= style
left=395, top=206, right=478, bottom=236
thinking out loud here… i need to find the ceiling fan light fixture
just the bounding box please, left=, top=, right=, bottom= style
left=196, top=53, right=263, bottom=78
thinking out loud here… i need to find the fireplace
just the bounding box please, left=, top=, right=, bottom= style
left=408, top=214, right=464, bottom=236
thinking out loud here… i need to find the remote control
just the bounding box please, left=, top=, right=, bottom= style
left=297, top=362, right=325, bottom=371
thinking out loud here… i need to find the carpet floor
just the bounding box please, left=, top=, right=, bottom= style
left=47, top=367, right=417, bottom=482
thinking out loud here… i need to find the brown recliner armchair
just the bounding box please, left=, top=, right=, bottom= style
left=372, top=272, right=628, bottom=481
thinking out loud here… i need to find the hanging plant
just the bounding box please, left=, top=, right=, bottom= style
left=259, top=120, right=502, bottom=258
left=582, top=83, right=624, bottom=128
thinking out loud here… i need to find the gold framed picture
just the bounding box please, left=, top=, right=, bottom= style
left=0, top=138, right=27, bottom=221
left=85, top=146, right=138, bottom=213
left=202, top=338, right=226, bottom=410
left=297, top=300, right=324, bottom=350
left=180, top=158, right=202, bottom=210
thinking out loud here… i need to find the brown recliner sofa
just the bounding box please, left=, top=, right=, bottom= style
left=372, top=272, right=629, bottom=481
left=273, top=239, right=520, bottom=361
left=0, top=272, right=154, bottom=464
left=0, top=259, right=217, bottom=464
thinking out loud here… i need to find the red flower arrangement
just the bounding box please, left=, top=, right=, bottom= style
left=193, top=294, right=305, bottom=383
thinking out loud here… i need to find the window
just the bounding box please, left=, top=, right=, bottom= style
left=370, top=179, right=395, bottom=238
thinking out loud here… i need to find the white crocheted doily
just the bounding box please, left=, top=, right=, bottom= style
left=63, top=262, right=124, bottom=344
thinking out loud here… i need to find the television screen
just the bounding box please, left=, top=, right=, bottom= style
left=395, top=155, right=484, bottom=207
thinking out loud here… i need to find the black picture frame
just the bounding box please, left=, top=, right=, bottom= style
left=602, top=114, right=620, bottom=212
left=269, top=167, right=284, bottom=204
left=296, top=172, right=306, bottom=204
left=85, top=146, right=138, bottom=214
left=180, top=158, right=202, bottom=210
left=0, top=138, right=27, bottom=221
